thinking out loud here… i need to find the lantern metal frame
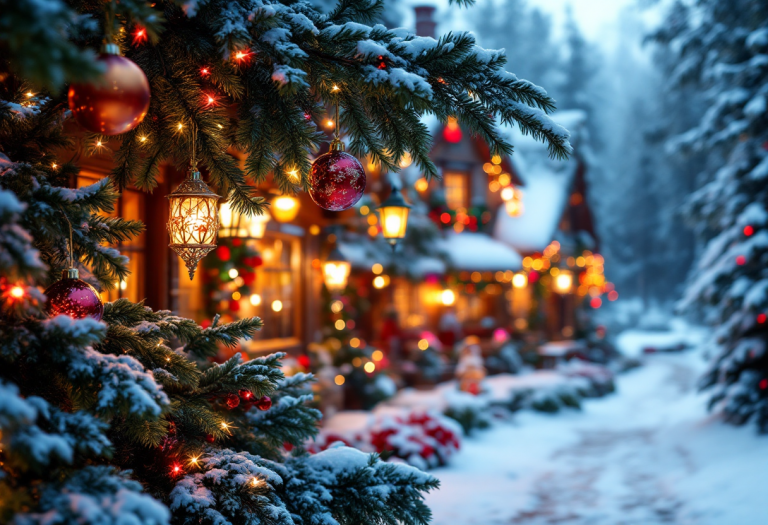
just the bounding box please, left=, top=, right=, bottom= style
left=167, top=165, right=220, bottom=280
left=377, top=186, right=412, bottom=248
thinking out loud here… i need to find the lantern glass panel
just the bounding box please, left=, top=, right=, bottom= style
left=380, top=206, right=410, bottom=240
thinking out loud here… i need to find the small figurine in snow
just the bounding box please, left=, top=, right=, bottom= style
left=455, top=336, right=486, bottom=395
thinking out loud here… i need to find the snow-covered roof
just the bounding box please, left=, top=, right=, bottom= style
left=492, top=110, right=586, bottom=253
left=440, top=232, right=522, bottom=271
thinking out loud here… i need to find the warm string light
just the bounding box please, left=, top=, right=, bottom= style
left=132, top=27, right=147, bottom=45
left=9, top=286, right=25, bottom=299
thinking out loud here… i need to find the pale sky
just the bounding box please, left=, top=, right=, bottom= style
left=400, top=0, right=655, bottom=50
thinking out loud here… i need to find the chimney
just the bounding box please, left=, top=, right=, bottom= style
left=414, top=6, right=436, bottom=38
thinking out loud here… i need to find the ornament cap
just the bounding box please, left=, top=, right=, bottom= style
left=329, top=138, right=345, bottom=152
left=101, top=43, right=121, bottom=56
left=62, top=268, right=79, bottom=279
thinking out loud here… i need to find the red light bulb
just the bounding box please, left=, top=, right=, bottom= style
left=133, top=27, right=147, bottom=45
left=743, top=225, right=754, bottom=236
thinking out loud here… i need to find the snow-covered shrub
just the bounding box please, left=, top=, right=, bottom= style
left=443, top=389, right=491, bottom=435
left=559, top=360, right=616, bottom=397
left=309, top=409, right=462, bottom=470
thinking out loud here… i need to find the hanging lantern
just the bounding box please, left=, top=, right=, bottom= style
left=219, top=202, right=270, bottom=239
left=378, top=186, right=412, bottom=246
left=167, top=166, right=220, bottom=279
left=322, top=246, right=351, bottom=293
left=554, top=270, right=573, bottom=294
left=271, top=195, right=300, bottom=223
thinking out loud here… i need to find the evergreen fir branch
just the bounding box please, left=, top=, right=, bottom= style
left=243, top=394, right=321, bottom=452
left=324, top=0, right=384, bottom=25
left=184, top=317, right=263, bottom=358
left=272, top=372, right=316, bottom=400
left=198, top=353, right=283, bottom=398
left=117, top=414, right=169, bottom=448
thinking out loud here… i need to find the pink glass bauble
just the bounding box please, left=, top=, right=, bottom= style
left=68, top=52, right=150, bottom=135
left=309, top=150, right=366, bottom=211
left=44, top=277, right=104, bottom=321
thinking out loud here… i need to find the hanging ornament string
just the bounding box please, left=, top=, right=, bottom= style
left=43, top=208, right=104, bottom=320
left=68, top=0, right=150, bottom=135
left=333, top=100, right=340, bottom=147
left=166, top=117, right=220, bottom=280
left=58, top=206, right=75, bottom=270
left=308, top=88, right=366, bottom=212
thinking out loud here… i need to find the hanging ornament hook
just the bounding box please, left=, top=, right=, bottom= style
left=58, top=206, right=78, bottom=279
left=330, top=88, right=344, bottom=152
left=166, top=116, right=220, bottom=280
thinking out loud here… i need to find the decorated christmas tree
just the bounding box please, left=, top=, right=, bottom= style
left=664, top=0, right=768, bottom=432
left=1, top=0, right=571, bottom=521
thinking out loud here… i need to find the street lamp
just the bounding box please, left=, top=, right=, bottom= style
left=323, top=246, right=351, bottom=293
left=378, top=186, right=411, bottom=247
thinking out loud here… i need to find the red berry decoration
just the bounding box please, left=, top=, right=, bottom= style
left=44, top=269, right=104, bottom=321
left=309, top=140, right=366, bottom=211
left=226, top=393, right=240, bottom=409
left=205, top=434, right=215, bottom=443
left=255, top=396, right=272, bottom=411
left=239, top=389, right=253, bottom=400
left=68, top=43, right=150, bottom=135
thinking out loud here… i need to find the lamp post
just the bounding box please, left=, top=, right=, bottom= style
left=378, top=186, right=411, bottom=248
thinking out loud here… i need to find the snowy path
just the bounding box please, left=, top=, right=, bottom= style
left=425, top=351, right=768, bottom=525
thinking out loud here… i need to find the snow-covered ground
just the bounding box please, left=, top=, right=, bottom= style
left=426, top=326, right=768, bottom=525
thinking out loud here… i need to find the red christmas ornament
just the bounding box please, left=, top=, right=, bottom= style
left=297, top=354, right=311, bottom=369
left=744, top=225, right=754, bottom=236
left=255, top=396, right=272, bottom=411
left=229, top=299, right=241, bottom=312
left=239, top=389, right=253, bottom=400
left=68, top=44, right=150, bottom=135
left=736, top=255, right=747, bottom=266
left=44, top=269, right=103, bottom=321
left=205, top=433, right=215, bottom=443
left=757, top=313, right=766, bottom=324
left=309, top=140, right=366, bottom=211
left=226, top=393, right=240, bottom=408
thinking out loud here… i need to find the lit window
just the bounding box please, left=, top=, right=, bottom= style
left=443, top=172, right=468, bottom=210
left=77, top=174, right=145, bottom=302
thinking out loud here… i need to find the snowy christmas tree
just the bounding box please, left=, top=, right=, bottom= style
left=1, top=0, right=572, bottom=522
left=667, top=0, right=768, bottom=432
